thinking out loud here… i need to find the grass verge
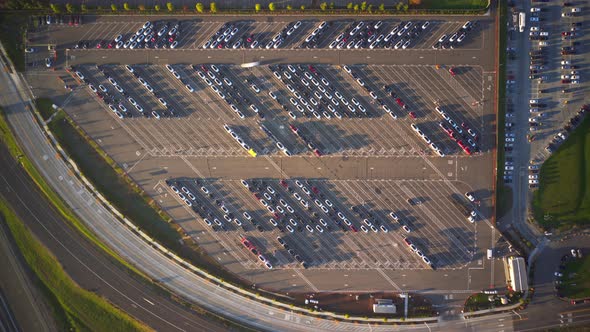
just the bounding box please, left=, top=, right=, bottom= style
left=495, top=0, right=508, bottom=221
left=532, top=116, right=590, bottom=230
left=35, top=97, right=56, bottom=121
left=559, top=255, right=590, bottom=299
left=409, top=0, right=489, bottom=10
left=0, top=13, right=27, bottom=72
left=0, top=198, right=149, bottom=331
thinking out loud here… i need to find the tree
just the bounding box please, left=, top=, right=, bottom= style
left=286, top=4, right=292, bottom=10
left=65, top=3, right=73, bottom=13
left=111, top=3, right=117, bottom=11
left=403, top=4, right=409, bottom=11
left=379, top=3, right=385, bottom=11
left=268, top=2, right=276, bottom=11
left=353, top=4, right=359, bottom=11
left=138, top=4, right=146, bottom=11
left=210, top=2, right=217, bottom=13
left=367, top=4, right=373, bottom=12
left=300, top=5, right=305, bottom=10
left=255, top=3, right=261, bottom=12
left=329, top=2, right=334, bottom=9
left=123, top=2, right=130, bottom=11
left=166, top=2, right=174, bottom=11
left=81, top=4, right=87, bottom=12
left=346, top=2, right=353, bottom=10
left=50, top=3, right=61, bottom=13
left=361, top=1, right=367, bottom=11
left=154, top=4, right=160, bottom=11
left=320, top=2, right=327, bottom=11
left=196, top=2, right=204, bottom=12
left=396, top=2, right=403, bottom=11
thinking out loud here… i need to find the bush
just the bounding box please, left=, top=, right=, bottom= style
left=50, top=3, right=61, bottom=13
left=347, top=2, right=353, bottom=9
left=166, top=2, right=174, bottom=11
left=286, top=4, right=292, bottom=10
left=300, top=5, right=305, bottom=10
left=123, top=2, right=130, bottom=10
left=110, top=3, right=117, bottom=11
left=210, top=2, right=217, bottom=13
left=268, top=2, right=276, bottom=11
left=255, top=3, right=261, bottom=12
left=154, top=4, right=160, bottom=11
left=81, top=4, right=87, bottom=12
left=379, top=3, right=385, bottom=11
left=361, top=1, right=367, bottom=11
left=195, top=2, right=204, bottom=12
left=320, top=2, right=327, bottom=11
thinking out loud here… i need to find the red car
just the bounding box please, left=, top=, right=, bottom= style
left=404, top=238, right=412, bottom=246
left=200, top=64, right=208, bottom=72
left=463, top=146, right=472, bottom=155
left=395, top=98, right=404, bottom=107
left=349, top=225, right=358, bottom=233
left=308, top=65, right=317, bottom=73
left=289, top=124, right=298, bottom=134
left=449, top=67, right=456, bottom=77
left=107, top=42, right=114, bottom=49
left=253, top=193, right=262, bottom=200
left=279, top=180, right=289, bottom=188
left=409, top=111, right=417, bottom=119
left=313, top=149, right=322, bottom=157
left=311, top=186, right=320, bottom=195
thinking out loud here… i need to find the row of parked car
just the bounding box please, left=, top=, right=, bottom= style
left=328, top=20, right=430, bottom=50
left=435, top=106, right=479, bottom=155
left=432, top=20, right=474, bottom=49
left=37, top=14, right=82, bottom=26
left=271, top=64, right=366, bottom=120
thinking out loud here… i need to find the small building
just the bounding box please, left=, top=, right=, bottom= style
left=505, top=256, right=528, bottom=292
left=372, top=299, right=396, bottom=314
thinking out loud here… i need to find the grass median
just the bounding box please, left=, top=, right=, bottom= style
left=532, top=116, right=590, bottom=230
left=0, top=198, right=149, bottom=332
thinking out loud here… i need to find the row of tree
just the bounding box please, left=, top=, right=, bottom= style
left=45, top=2, right=409, bottom=14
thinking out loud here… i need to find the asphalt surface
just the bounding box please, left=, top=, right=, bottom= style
left=0, top=144, right=232, bottom=331
left=0, top=6, right=531, bottom=332
left=22, top=10, right=501, bottom=316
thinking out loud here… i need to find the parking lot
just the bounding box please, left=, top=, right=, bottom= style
left=34, top=15, right=485, bottom=53
left=26, top=13, right=502, bottom=298
left=164, top=177, right=480, bottom=271
left=70, top=62, right=489, bottom=158
left=502, top=1, right=589, bottom=189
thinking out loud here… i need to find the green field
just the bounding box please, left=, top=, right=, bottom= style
left=0, top=198, right=149, bottom=332
left=533, top=116, right=590, bottom=230
left=410, top=0, right=489, bottom=10
left=560, top=255, right=590, bottom=299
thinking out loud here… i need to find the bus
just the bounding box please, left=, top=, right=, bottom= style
left=518, top=12, right=526, bottom=32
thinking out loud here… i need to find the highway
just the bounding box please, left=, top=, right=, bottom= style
left=0, top=143, right=232, bottom=331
